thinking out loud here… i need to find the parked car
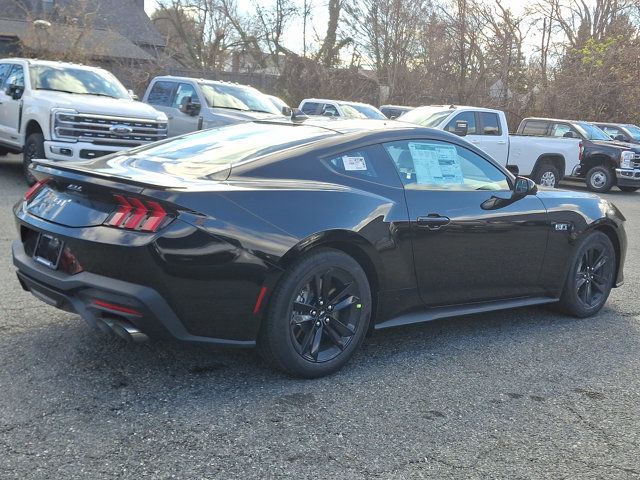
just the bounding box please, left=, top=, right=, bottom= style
left=517, top=117, right=640, bottom=192
left=14, top=119, right=626, bottom=377
left=143, top=76, right=283, bottom=137
left=299, top=98, right=387, bottom=119
left=266, top=94, right=289, bottom=113
left=593, top=122, right=640, bottom=144
left=380, top=104, right=413, bottom=119
left=399, top=106, right=581, bottom=188
left=0, top=58, right=168, bottom=184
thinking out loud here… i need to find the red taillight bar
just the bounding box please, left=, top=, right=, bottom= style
left=105, top=195, right=170, bottom=232
left=93, top=300, right=142, bottom=316
left=24, top=178, right=50, bottom=202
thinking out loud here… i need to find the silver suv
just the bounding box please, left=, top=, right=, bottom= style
left=142, top=76, right=284, bottom=137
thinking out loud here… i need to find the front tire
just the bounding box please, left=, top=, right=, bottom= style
left=533, top=163, right=560, bottom=188
left=558, top=231, right=615, bottom=318
left=585, top=166, right=614, bottom=193
left=618, top=186, right=638, bottom=192
left=258, top=248, right=372, bottom=378
left=23, top=133, right=45, bottom=185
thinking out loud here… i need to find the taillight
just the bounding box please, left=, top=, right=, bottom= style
left=579, top=142, right=584, bottom=161
left=24, top=178, right=50, bottom=202
left=105, top=195, right=170, bottom=232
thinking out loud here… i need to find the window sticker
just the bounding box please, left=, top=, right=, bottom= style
left=343, top=155, right=368, bottom=171
left=408, top=143, right=463, bottom=184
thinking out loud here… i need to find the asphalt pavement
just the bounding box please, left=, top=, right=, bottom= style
left=1, top=154, right=639, bottom=479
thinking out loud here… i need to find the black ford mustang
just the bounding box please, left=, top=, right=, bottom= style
left=13, top=120, right=626, bottom=377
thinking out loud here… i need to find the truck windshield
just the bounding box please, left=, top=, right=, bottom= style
left=30, top=65, right=129, bottom=99
left=625, top=125, right=640, bottom=140
left=398, top=107, right=454, bottom=127
left=200, top=83, right=280, bottom=115
left=575, top=122, right=612, bottom=141
left=344, top=103, right=386, bottom=119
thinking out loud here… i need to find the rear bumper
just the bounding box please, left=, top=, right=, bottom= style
left=615, top=168, right=640, bottom=186
left=12, top=240, right=255, bottom=348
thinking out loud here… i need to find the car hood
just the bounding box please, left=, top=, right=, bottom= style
left=591, top=139, right=640, bottom=152
left=536, top=188, right=599, bottom=201
left=31, top=90, right=164, bottom=119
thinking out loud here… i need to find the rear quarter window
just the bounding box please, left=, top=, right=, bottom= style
left=324, top=144, right=402, bottom=188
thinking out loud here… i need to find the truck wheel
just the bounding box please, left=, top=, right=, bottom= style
left=618, top=186, right=638, bottom=192
left=586, top=166, right=614, bottom=193
left=533, top=163, right=560, bottom=188
left=23, top=133, right=45, bottom=185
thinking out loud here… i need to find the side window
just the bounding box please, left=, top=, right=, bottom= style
left=0, top=64, right=10, bottom=87
left=384, top=139, right=510, bottom=191
left=4, top=65, right=24, bottom=88
left=602, top=126, right=622, bottom=138
left=445, top=112, right=477, bottom=135
left=521, top=120, right=548, bottom=136
left=147, top=81, right=175, bottom=107
left=300, top=102, right=320, bottom=115
left=172, top=83, right=197, bottom=109
left=479, top=112, right=501, bottom=135
left=550, top=123, right=573, bottom=138
left=321, top=103, right=339, bottom=117
left=324, top=144, right=402, bottom=187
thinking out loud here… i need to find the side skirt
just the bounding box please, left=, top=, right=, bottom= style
left=374, top=296, right=559, bottom=330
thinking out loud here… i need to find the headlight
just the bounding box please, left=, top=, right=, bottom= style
left=50, top=108, right=79, bottom=142
left=621, top=150, right=635, bottom=169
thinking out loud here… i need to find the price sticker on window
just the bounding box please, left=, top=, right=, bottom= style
left=343, top=156, right=367, bottom=171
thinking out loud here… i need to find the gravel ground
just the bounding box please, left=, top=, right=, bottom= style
left=1, top=154, right=639, bottom=479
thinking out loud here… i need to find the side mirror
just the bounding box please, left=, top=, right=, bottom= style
left=454, top=120, right=468, bottom=137
left=180, top=96, right=201, bottom=116
left=281, top=106, right=292, bottom=117
left=615, top=134, right=626, bottom=142
left=514, top=176, right=537, bottom=197
left=128, top=89, right=139, bottom=101
left=563, top=131, right=575, bottom=138
left=6, top=84, right=24, bottom=100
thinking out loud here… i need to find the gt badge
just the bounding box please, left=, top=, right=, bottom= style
left=553, top=222, right=571, bottom=231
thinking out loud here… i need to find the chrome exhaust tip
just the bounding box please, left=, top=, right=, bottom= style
left=103, top=317, right=149, bottom=343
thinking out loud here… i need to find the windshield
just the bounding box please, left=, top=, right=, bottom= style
left=575, top=122, right=612, bottom=141
left=398, top=107, right=454, bottom=127
left=200, top=83, right=280, bottom=114
left=625, top=125, right=640, bottom=140
left=337, top=104, right=368, bottom=119
left=268, top=95, right=288, bottom=111
left=30, top=65, right=129, bottom=98
left=345, top=103, right=386, bottom=119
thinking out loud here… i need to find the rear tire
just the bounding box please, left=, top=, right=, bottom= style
left=557, top=231, right=615, bottom=318
left=585, top=166, right=614, bottom=193
left=532, top=163, right=560, bottom=188
left=618, top=186, right=638, bottom=192
left=258, top=248, right=372, bottom=378
left=23, top=133, right=45, bottom=185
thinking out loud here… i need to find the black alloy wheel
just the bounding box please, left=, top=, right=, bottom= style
left=290, top=268, right=362, bottom=363
left=558, top=231, right=615, bottom=317
left=259, top=248, right=371, bottom=378
left=23, top=133, right=45, bottom=185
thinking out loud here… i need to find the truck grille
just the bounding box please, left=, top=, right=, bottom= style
left=54, top=112, right=168, bottom=147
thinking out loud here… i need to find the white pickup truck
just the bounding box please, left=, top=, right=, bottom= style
left=399, top=106, right=581, bottom=187
left=0, top=58, right=168, bottom=183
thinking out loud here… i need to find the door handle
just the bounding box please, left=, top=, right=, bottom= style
left=416, top=214, right=450, bottom=230
left=497, top=140, right=507, bottom=145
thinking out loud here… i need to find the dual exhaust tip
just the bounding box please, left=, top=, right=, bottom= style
left=95, top=316, right=148, bottom=343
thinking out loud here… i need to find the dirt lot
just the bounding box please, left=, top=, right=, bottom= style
left=1, top=155, right=639, bottom=479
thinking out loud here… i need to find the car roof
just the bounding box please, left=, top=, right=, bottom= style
left=411, top=105, right=503, bottom=114
left=380, top=105, right=413, bottom=109
left=1, top=58, right=104, bottom=71
left=301, top=98, right=377, bottom=107
left=153, top=75, right=258, bottom=90
left=521, top=117, right=593, bottom=124
left=593, top=122, right=635, bottom=127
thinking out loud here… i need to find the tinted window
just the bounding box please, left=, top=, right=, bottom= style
left=521, top=120, right=548, bottom=136
left=4, top=65, right=24, bottom=88
left=550, top=123, right=573, bottom=138
left=147, top=81, right=176, bottom=107
left=445, top=112, right=477, bottom=135
left=301, top=102, right=320, bottom=115
left=479, top=112, right=501, bottom=135
left=30, top=65, right=127, bottom=98
left=0, top=64, right=10, bottom=86
left=384, top=139, right=509, bottom=191
left=325, top=144, right=402, bottom=187
left=173, top=83, right=196, bottom=109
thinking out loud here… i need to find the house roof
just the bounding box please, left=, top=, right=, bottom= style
left=0, top=0, right=165, bottom=48
left=0, top=17, right=154, bottom=60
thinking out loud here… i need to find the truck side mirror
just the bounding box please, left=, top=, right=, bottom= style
left=6, top=84, right=24, bottom=100
left=615, top=134, right=626, bottom=142
left=454, top=120, right=468, bottom=137
left=180, top=96, right=201, bottom=116
left=128, top=89, right=139, bottom=101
